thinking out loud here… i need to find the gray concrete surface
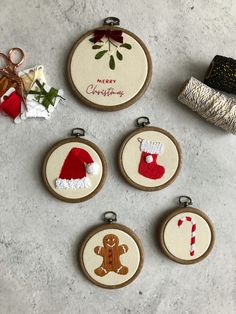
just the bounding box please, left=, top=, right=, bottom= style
left=0, top=0, right=236, bottom=313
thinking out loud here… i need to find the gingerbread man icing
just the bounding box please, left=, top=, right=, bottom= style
left=94, top=234, right=129, bottom=276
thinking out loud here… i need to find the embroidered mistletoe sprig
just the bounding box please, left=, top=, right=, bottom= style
left=89, top=30, right=132, bottom=70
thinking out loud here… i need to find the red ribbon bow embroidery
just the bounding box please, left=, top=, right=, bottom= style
left=93, top=30, right=123, bottom=44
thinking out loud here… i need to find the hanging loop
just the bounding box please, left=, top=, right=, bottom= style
left=71, top=128, right=85, bottom=137
left=103, top=211, right=117, bottom=223
left=179, top=196, right=193, bottom=207
left=136, top=116, right=150, bottom=127
left=103, top=17, right=120, bottom=26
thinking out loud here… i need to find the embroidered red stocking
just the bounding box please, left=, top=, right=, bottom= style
left=138, top=138, right=165, bottom=179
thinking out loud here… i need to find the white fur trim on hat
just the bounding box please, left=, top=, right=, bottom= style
left=86, top=162, right=99, bottom=175
left=140, top=139, right=164, bottom=154
left=55, top=177, right=91, bottom=189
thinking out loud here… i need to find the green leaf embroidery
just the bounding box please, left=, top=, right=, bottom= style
left=95, top=50, right=108, bottom=59
left=92, top=45, right=102, bottom=49
left=89, top=38, right=103, bottom=43
left=120, top=43, right=132, bottom=50
left=116, top=50, right=123, bottom=60
left=90, top=32, right=132, bottom=69
left=109, top=55, right=115, bottom=70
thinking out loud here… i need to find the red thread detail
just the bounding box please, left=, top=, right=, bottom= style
left=191, top=237, right=195, bottom=245
left=192, top=224, right=196, bottom=232
left=190, top=251, right=194, bottom=256
left=186, top=216, right=192, bottom=221
left=0, top=91, right=21, bottom=119
left=178, top=219, right=183, bottom=227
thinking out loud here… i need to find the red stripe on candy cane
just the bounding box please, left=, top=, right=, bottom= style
left=178, top=216, right=196, bottom=256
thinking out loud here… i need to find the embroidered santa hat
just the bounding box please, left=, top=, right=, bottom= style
left=55, top=147, right=99, bottom=189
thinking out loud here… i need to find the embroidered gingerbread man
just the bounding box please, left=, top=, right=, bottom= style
left=94, top=234, right=129, bottom=276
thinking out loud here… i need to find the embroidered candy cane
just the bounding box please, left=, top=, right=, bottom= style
left=178, top=216, right=196, bottom=256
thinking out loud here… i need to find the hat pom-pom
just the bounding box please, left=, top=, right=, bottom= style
left=86, top=162, right=99, bottom=175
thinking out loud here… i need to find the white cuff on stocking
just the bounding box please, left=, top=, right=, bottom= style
left=140, top=139, right=164, bottom=154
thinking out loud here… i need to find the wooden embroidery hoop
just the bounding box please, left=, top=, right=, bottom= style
left=42, top=131, right=107, bottom=203
left=159, top=204, right=215, bottom=264
left=118, top=120, right=182, bottom=191
left=80, top=212, right=144, bottom=289
left=67, top=18, right=152, bottom=111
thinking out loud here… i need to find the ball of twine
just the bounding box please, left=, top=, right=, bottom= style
left=204, top=55, right=236, bottom=94
left=178, top=77, right=236, bottom=135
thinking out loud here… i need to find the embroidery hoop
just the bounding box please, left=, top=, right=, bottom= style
left=118, top=118, right=182, bottom=191
left=67, top=17, right=152, bottom=111
left=42, top=129, right=107, bottom=203
left=159, top=198, right=215, bottom=264
left=80, top=212, right=144, bottom=289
